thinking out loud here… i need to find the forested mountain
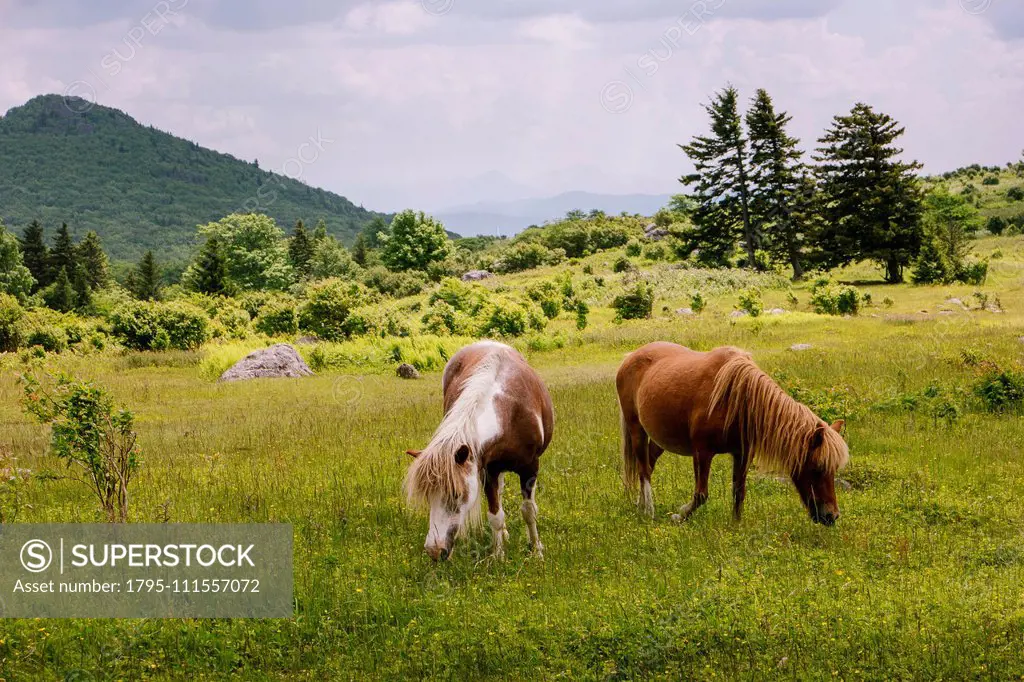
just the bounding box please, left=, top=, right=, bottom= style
left=0, top=95, right=386, bottom=266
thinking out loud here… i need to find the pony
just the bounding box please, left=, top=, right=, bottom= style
left=616, top=343, right=848, bottom=525
left=405, top=341, right=554, bottom=561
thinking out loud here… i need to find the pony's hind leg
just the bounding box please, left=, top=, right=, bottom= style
left=485, top=471, right=509, bottom=558
left=672, top=450, right=712, bottom=523
left=629, top=426, right=654, bottom=517
left=519, top=471, right=544, bottom=558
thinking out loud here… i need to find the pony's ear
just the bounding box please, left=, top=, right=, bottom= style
left=830, top=420, right=845, bottom=433
left=405, top=449, right=422, bottom=458
left=454, top=445, right=471, bottom=465
left=810, top=424, right=827, bottom=450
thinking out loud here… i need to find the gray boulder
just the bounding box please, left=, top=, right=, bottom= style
left=397, top=363, right=421, bottom=380
left=461, top=270, right=493, bottom=282
left=675, top=307, right=695, bottom=316
left=219, top=344, right=314, bottom=383
left=790, top=343, right=814, bottom=352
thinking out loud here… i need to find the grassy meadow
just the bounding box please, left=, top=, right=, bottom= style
left=1, top=236, right=1023, bottom=680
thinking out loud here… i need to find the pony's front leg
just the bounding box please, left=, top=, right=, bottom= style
left=485, top=472, right=509, bottom=558
left=520, top=472, right=543, bottom=558
left=672, top=451, right=711, bottom=523
left=731, top=453, right=751, bottom=522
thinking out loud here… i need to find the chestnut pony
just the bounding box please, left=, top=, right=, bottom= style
left=405, top=341, right=554, bottom=561
left=617, top=343, right=848, bottom=525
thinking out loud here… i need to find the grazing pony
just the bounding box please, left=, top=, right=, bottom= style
left=405, top=341, right=554, bottom=561
left=617, top=343, right=848, bottom=525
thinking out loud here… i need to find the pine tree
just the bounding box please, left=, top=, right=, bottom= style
left=130, top=251, right=161, bottom=301
left=746, top=89, right=809, bottom=279
left=44, top=267, right=77, bottom=312
left=680, top=86, right=758, bottom=267
left=813, top=103, right=924, bottom=283
left=76, top=230, right=110, bottom=289
left=191, top=234, right=230, bottom=295
left=73, top=263, right=93, bottom=310
left=352, top=233, right=369, bottom=267
left=19, top=220, right=50, bottom=289
left=312, top=219, right=329, bottom=242
left=49, top=222, right=78, bottom=278
left=363, top=216, right=388, bottom=249
left=288, top=220, right=314, bottom=278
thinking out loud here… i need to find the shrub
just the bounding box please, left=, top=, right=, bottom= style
left=0, top=293, right=25, bottom=352
left=526, top=280, right=563, bottom=320
left=421, top=300, right=467, bottom=336
left=26, top=326, right=67, bottom=353
left=110, top=301, right=210, bottom=351
left=981, top=175, right=1000, bottom=185
left=298, top=280, right=362, bottom=341
left=959, top=260, right=989, bottom=286
left=690, top=292, right=707, bottom=314
left=363, top=267, right=426, bottom=298
left=478, top=298, right=546, bottom=338
left=1007, top=186, right=1024, bottom=201
left=625, top=240, right=642, bottom=257
left=21, top=373, right=140, bottom=522
left=811, top=281, right=861, bottom=316
left=582, top=264, right=594, bottom=275
left=430, top=278, right=477, bottom=312
left=574, top=300, right=590, bottom=331
left=495, top=243, right=556, bottom=273
left=643, top=243, right=668, bottom=261
left=254, top=301, right=299, bottom=337
left=342, top=306, right=410, bottom=339
left=589, top=222, right=632, bottom=251
left=974, top=368, right=1024, bottom=413
left=613, top=256, right=635, bottom=273
left=737, top=289, right=763, bottom=318
left=612, top=282, right=654, bottom=321
left=216, top=306, right=251, bottom=340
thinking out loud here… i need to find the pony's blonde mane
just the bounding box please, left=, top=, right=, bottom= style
left=404, top=350, right=504, bottom=516
left=708, top=354, right=848, bottom=475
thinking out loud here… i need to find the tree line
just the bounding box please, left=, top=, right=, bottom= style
left=678, top=86, right=988, bottom=283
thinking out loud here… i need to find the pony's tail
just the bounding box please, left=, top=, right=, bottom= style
left=620, top=409, right=640, bottom=493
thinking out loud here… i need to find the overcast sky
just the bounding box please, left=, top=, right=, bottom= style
left=1, top=0, right=1021, bottom=211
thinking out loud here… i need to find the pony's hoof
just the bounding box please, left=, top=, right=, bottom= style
left=670, top=513, right=684, bottom=524
left=530, top=544, right=545, bottom=560
left=501, top=529, right=510, bottom=542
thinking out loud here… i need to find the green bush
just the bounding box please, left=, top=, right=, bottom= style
left=612, top=281, right=654, bottom=321
left=974, top=368, right=1024, bottom=413
left=495, top=243, right=556, bottom=273
left=254, top=301, right=299, bottom=337
left=299, top=279, right=362, bottom=341
left=0, top=294, right=25, bottom=352
left=110, top=301, right=210, bottom=350
left=430, top=278, right=477, bottom=312
left=959, top=260, right=989, bottom=286
left=342, top=306, right=410, bottom=339
left=363, top=267, right=426, bottom=298
left=1007, top=186, right=1024, bottom=202
left=477, top=297, right=546, bottom=338
left=811, top=281, right=861, bottom=316
left=27, top=326, right=67, bottom=353
left=643, top=243, right=668, bottom=261
left=690, top=292, right=707, bottom=314
left=986, top=217, right=1006, bottom=235
left=981, top=176, right=1000, bottom=186
left=737, top=289, right=763, bottom=317
left=613, top=256, right=635, bottom=273
left=526, top=280, right=563, bottom=320
left=216, top=306, right=251, bottom=340
left=625, top=240, right=642, bottom=257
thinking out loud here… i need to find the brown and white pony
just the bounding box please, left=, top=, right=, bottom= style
left=405, top=341, right=554, bottom=561
left=617, top=343, right=848, bottom=525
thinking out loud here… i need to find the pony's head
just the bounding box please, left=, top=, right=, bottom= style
left=404, top=444, right=481, bottom=561
left=790, top=420, right=848, bottom=526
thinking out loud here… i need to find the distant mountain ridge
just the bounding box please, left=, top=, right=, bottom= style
left=0, top=94, right=387, bottom=266
left=434, top=191, right=673, bottom=236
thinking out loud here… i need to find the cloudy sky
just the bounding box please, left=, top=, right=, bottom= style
left=0, top=0, right=1021, bottom=211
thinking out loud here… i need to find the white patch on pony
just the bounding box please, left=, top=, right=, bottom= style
left=641, top=479, right=654, bottom=517
left=424, top=461, right=481, bottom=556
left=475, top=384, right=504, bottom=448
left=535, top=412, right=545, bottom=443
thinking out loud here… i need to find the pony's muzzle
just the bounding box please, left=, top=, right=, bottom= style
left=425, top=545, right=451, bottom=561
left=813, top=511, right=838, bottom=526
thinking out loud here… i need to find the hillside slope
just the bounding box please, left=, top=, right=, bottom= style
left=0, top=95, right=386, bottom=265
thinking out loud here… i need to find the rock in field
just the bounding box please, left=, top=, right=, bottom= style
left=766, top=308, right=786, bottom=315
left=675, top=307, right=695, bottom=316
left=294, top=335, right=321, bottom=346
left=729, top=310, right=749, bottom=319
left=790, top=343, right=814, bottom=352
left=397, top=363, right=421, bottom=380
left=461, top=270, right=493, bottom=282
left=219, top=344, right=314, bottom=383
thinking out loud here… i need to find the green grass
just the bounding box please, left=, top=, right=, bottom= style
left=1, top=238, right=1024, bottom=680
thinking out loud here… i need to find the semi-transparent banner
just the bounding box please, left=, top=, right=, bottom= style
left=0, top=524, right=292, bottom=618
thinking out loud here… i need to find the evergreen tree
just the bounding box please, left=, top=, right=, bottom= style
left=312, top=219, right=329, bottom=242
left=288, top=220, right=314, bottom=278
left=813, top=103, right=924, bottom=283
left=680, top=85, right=758, bottom=267
left=76, top=230, right=110, bottom=289
left=130, top=251, right=162, bottom=301
left=44, top=267, right=77, bottom=312
left=362, top=216, right=388, bottom=249
left=19, top=220, right=50, bottom=289
left=352, top=233, right=369, bottom=267
left=746, top=89, right=809, bottom=279
left=72, top=263, right=93, bottom=310
left=188, top=234, right=230, bottom=295
left=49, top=222, right=78, bottom=278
